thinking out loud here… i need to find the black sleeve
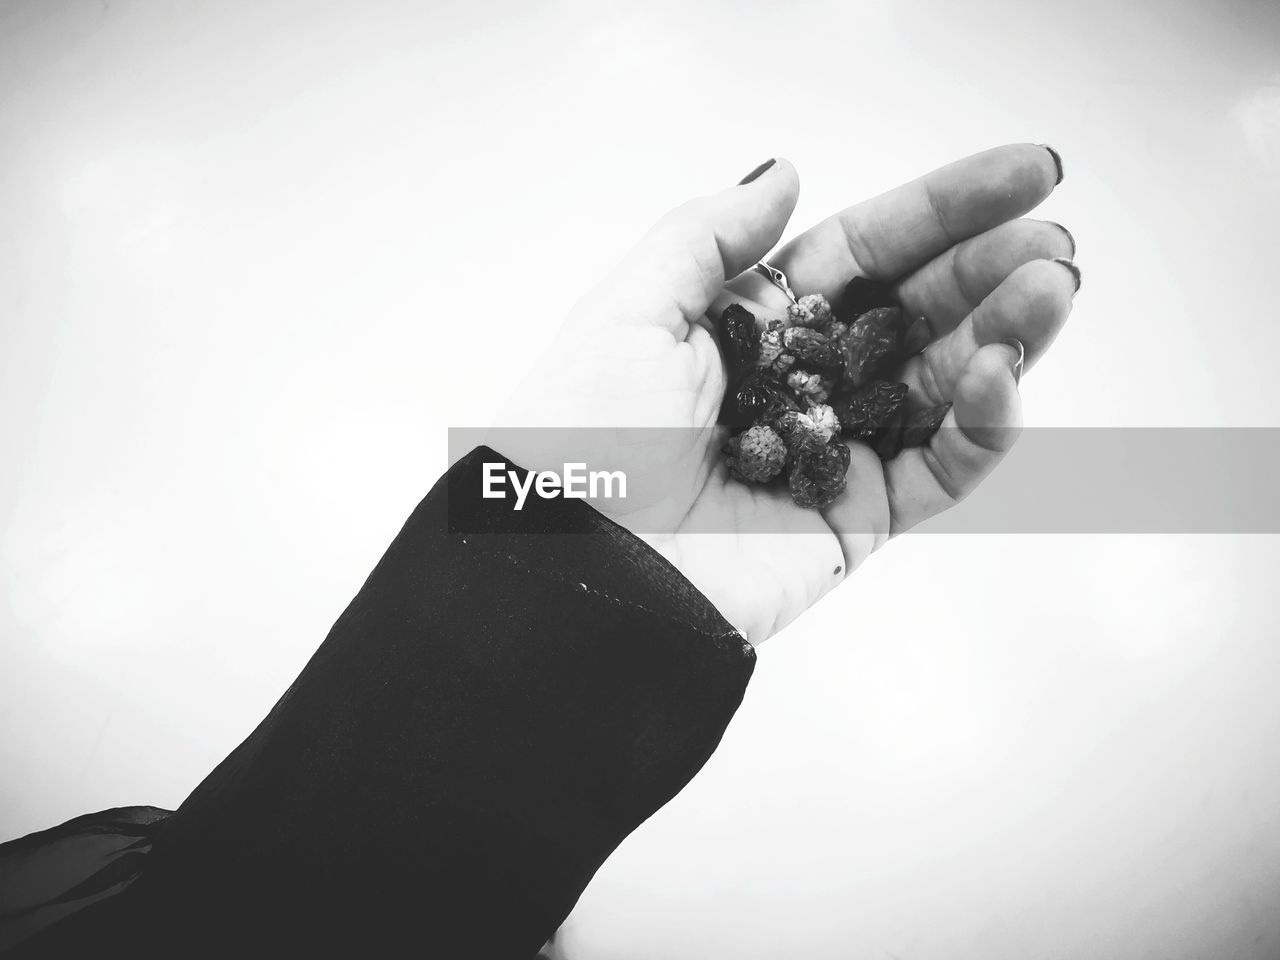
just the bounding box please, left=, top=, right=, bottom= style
left=9, top=446, right=755, bottom=959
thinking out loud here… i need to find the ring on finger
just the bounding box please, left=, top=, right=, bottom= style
left=752, top=261, right=798, bottom=305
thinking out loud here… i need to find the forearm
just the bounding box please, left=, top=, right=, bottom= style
left=119, top=446, right=754, bottom=957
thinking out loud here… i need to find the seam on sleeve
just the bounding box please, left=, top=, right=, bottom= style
left=483, top=547, right=754, bottom=662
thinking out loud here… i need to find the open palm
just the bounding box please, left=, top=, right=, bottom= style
left=494, top=145, right=1077, bottom=644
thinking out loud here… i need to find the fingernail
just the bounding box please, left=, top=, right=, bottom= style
left=738, top=158, right=776, bottom=185
left=1039, top=144, right=1064, bottom=184
left=1001, top=337, right=1025, bottom=385
left=1052, top=256, right=1082, bottom=293
left=1048, top=221, right=1076, bottom=257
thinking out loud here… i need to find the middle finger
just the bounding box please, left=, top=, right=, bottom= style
left=895, top=217, right=1075, bottom=336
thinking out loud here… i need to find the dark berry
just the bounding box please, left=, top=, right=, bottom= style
left=718, top=304, right=760, bottom=379
left=873, top=408, right=906, bottom=460
left=720, top=370, right=802, bottom=427
left=788, top=442, right=852, bottom=509
left=899, top=315, right=931, bottom=359
left=832, top=380, right=909, bottom=441
left=782, top=327, right=843, bottom=373
left=900, top=402, right=951, bottom=449
left=836, top=313, right=900, bottom=389
left=854, top=305, right=902, bottom=331
left=773, top=410, right=831, bottom=457
left=839, top=276, right=897, bottom=317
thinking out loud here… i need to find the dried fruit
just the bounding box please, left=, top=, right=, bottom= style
left=899, top=315, right=931, bottom=359
left=716, top=278, right=946, bottom=506
left=723, top=424, right=788, bottom=482
left=900, top=402, right=951, bottom=449
left=806, top=403, right=840, bottom=441
left=839, top=276, right=897, bottom=316
left=873, top=409, right=906, bottom=461
left=756, top=321, right=796, bottom=373
left=721, top=370, right=802, bottom=427
left=782, top=327, right=843, bottom=372
left=788, top=442, right=852, bottom=509
left=773, top=409, right=833, bottom=457
left=786, top=369, right=835, bottom=404
left=837, top=311, right=901, bottom=389
left=718, top=304, right=760, bottom=378
left=832, top=380, right=909, bottom=441
left=855, top=305, right=901, bottom=330
left=787, top=293, right=833, bottom=330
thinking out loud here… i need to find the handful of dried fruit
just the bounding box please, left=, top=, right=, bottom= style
left=718, top=277, right=951, bottom=509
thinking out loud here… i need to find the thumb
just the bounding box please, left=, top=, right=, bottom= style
left=582, top=159, right=800, bottom=332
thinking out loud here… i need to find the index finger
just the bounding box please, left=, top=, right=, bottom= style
left=764, top=143, right=1063, bottom=301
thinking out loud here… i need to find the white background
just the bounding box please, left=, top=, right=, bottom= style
left=2, top=0, right=1279, bottom=957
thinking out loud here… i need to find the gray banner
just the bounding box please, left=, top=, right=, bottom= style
left=449, top=427, right=1280, bottom=534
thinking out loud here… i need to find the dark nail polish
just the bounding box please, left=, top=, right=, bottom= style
left=1052, top=256, right=1082, bottom=293
left=738, top=158, right=776, bottom=185
left=1039, top=144, right=1064, bottom=185
left=1048, top=221, right=1076, bottom=257
left=1001, top=337, right=1025, bottom=385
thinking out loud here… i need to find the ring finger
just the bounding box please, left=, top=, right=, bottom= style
left=897, top=257, right=1080, bottom=411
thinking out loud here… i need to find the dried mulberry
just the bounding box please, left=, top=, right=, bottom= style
left=873, top=409, right=906, bottom=461
left=899, top=314, right=931, bottom=359
left=720, top=271, right=946, bottom=504
left=900, top=402, right=951, bottom=449
left=756, top=321, right=795, bottom=373
left=773, top=409, right=831, bottom=456
left=721, top=371, right=802, bottom=427
left=788, top=442, right=852, bottom=509
left=786, top=369, right=832, bottom=404
left=718, top=303, right=760, bottom=379
left=806, top=403, right=840, bottom=442
left=854, top=305, right=901, bottom=332
left=839, top=275, right=897, bottom=316
left=832, top=380, right=909, bottom=441
left=787, top=293, right=833, bottom=330
left=723, top=424, right=788, bottom=482
left=783, top=327, right=843, bottom=372
left=837, top=312, right=900, bottom=389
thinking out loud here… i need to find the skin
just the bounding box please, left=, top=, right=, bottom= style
left=493, top=144, right=1077, bottom=645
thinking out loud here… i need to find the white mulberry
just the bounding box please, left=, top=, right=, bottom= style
left=723, top=424, right=788, bottom=482
left=787, top=293, right=832, bottom=330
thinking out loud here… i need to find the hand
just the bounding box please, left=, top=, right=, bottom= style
left=492, top=146, right=1077, bottom=644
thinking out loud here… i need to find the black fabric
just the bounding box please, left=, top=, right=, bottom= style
left=1, top=446, right=755, bottom=958
left=0, top=806, right=171, bottom=953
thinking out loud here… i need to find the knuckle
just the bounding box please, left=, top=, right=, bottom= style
left=918, top=348, right=951, bottom=407
left=922, top=445, right=967, bottom=503
left=838, top=212, right=883, bottom=278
